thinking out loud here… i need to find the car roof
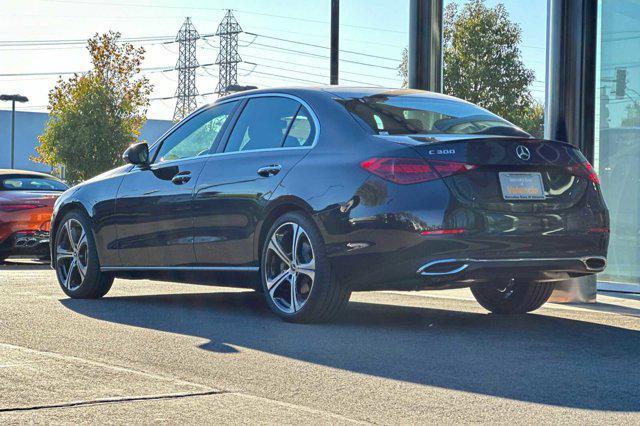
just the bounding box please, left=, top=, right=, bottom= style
left=0, top=169, right=59, bottom=179
left=215, top=86, right=464, bottom=103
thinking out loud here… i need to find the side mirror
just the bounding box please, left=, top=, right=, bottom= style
left=123, top=142, right=149, bottom=166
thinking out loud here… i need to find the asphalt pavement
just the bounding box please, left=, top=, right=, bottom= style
left=1, top=260, right=639, bottom=424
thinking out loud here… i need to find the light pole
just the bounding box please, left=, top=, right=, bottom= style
left=330, top=0, right=339, bottom=85
left=0, top=94, right=29, bottom=169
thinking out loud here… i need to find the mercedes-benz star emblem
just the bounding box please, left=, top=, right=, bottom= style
left=516, top=145, right=531, bottom=161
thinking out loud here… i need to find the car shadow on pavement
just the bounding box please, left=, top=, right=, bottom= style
left=61, top=290, right=640, bottom=412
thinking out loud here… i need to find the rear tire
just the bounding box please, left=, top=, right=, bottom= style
left=471, top=280, right=554, bottom=314
left=261, top=211, right=350, bottom=323
left=54, top=211, right=113, bottom=299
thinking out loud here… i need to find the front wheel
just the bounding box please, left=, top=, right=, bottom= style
left=54, top=211, right=113, bottom=299
left=471, top=280, right=554, bottom=314
left=261, top=211, right=350, bottom=323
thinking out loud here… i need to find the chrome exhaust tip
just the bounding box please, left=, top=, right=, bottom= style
left=581, top=256, right=607, bottom=271
left=417, top=259, right=469, bottom=276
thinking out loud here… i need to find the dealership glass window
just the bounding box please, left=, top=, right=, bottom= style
left=594, top=0, right=640, bottom=284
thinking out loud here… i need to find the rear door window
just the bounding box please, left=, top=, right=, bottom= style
left=224, top=97, right=300, bottom=153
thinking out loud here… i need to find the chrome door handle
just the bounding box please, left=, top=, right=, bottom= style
left=171, top=171, right=191, bottom=185
left=257, top=164, right=282, bottom=177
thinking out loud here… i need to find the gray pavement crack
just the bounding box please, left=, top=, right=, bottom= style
left=0, top=390, right=225, bottom=413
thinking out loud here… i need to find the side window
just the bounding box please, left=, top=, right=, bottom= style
left=224, top=97, right=300, bottom=153
left=155, top=101, right=237, bottom=163
left=283, top=106, right=316, bottom=147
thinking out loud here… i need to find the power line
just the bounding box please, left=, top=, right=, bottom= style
left=39, top=1, right=407, bottom=35
left=240, top=53, right=402, bottom=82
left=243, top=62, right=381, bottom=87
left=237, top=67, right=327, bottom=86
left=242, top=32, right=400, bottom=62
left=40, top=0, right=226, bottom=12
left=233, top=9, right=407, bottom=35
left=0, top=34, right=175, bottom=47
left=0, top=63, right=216, bottom=78
left=150, top=91, right=217, bottom=101
left=243, top=41, right=399, bottom=71
left=245, top=25, right=405, bottom=49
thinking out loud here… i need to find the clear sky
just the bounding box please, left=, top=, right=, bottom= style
left=0, top=0, right=547, bottom=120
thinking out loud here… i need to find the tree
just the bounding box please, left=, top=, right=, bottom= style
left=35, top=32, right=152, bottom=183
left=398, top=0, right=544, bottom=137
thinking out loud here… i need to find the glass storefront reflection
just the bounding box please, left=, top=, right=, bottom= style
left=595, top=0, right=640, bottom=284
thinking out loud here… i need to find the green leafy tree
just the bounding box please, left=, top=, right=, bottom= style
left=398, top=0, right=544, bottom=137
left=35, top=32, right=152, bottom=183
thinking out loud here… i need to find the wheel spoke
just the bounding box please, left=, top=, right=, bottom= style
left=267, top=268, right=290, bottom=293
left=65, top=259, right=77, bottom=289
left=65, top=221, right=76, bottom=251
left=77, top=228, right=87, bottom=249
left=290, top=273, right=298, bottom=312
left=56, top=248, right=73, bottom=262
left=297, top=258, right=315, bottom=282
left=77, top=260, right=87, bottom=280
left=291, top=223, right=301, bottom=264
left=268, top=235, right=291, bottom=266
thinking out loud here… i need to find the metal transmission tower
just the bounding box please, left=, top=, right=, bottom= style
left=215, top=10, right=242, bottom=96
left=174, top=17, right=200, bottom=121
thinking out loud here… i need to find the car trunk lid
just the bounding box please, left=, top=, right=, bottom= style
left=377, top=135, right=593, bottom=213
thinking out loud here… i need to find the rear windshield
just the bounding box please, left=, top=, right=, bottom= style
left=1, top=177, right=68, bottom=191
left=341, top=95, right=529, bottom=137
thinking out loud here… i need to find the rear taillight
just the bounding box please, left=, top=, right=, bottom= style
left=567, top=161, right=600, bottom=185
left=360, top=157, right=476, bottom=185
left=430, top=160, right=477, bottom=178
left=0, top=203, right=44, bottom=212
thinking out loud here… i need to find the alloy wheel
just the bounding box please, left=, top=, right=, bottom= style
left=264, top=222, right=316, bottom=314
left=56, top=219, right=88, bottom=292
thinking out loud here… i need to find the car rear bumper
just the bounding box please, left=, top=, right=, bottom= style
left=0, top=230, right=50, bottom=257
left=413, top=255, right=606, bottom=286
left=328, top=230, right=609, bottom=291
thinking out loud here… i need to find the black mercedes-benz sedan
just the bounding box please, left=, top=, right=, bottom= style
left=50, top=87, right=609, bottom=322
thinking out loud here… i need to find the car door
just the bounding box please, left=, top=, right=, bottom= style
left=115, top=101, right=239, bottom=267
left=193, top=95, right=318, bottom=266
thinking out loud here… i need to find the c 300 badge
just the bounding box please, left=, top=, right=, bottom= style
left=428, top=149, right=455, bottom=155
